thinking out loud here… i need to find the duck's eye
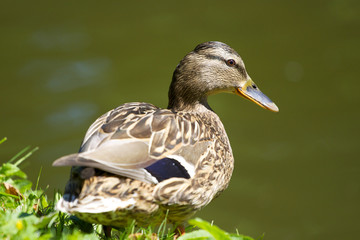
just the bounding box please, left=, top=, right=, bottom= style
left=226, top=59, right=236, bottom=67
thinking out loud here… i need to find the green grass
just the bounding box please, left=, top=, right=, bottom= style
left=0, top=137, right=258, bottom=240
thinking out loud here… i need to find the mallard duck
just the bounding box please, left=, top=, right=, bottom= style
left=53, top=41, right=278, bottom=236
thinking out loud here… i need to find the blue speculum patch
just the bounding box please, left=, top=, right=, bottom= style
left=145, top=158, right=190, bottom=182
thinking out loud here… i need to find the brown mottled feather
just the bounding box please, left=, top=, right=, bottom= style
left=55, top=102, right=233, bottom=225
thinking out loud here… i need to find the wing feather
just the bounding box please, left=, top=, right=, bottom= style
left=53, top=102, right=209, bottom=182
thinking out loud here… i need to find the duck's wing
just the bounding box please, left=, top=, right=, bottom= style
left=53, top=102, right=208, bottom=184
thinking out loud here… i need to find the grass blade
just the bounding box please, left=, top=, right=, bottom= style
left=35, top=166, right=43, bottom=192
left=0, top=137, right=7, bottom=144
left=8, top=146, right=30, bottom=163
left=14, top=146, right=39, bottom=166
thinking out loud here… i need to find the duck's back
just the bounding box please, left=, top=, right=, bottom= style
left=54, top=102, right=234, bottom=226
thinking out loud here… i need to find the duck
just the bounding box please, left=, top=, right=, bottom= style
left=53, top=41, right=278, bottom=237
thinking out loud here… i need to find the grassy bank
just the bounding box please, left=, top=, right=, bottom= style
left=0, top=137, right=257, bottom=240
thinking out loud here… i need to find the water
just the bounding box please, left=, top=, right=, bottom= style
left=1, top=1, right=359, bottom=239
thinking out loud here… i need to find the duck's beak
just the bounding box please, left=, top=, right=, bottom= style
left=235, top=79, right=279, bottom=112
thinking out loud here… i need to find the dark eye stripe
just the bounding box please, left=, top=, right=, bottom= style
left=203, top=54, right=247, bottom=78
left=235, top=64, right=247, bottom=77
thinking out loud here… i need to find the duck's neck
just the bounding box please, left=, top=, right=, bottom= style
left=167, top=87, right=213, bottom=113
left=167, top=63, right=212, bottom=112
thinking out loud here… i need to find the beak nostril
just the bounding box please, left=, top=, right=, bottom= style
left=252, top=84, right=257, bottom=89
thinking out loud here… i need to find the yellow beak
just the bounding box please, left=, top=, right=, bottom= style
left=235, top=79, right=279, bottom=112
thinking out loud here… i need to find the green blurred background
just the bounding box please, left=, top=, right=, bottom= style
left=1, top=1, right=359, bottom=239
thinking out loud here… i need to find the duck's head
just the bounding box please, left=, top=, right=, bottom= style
left=168, top=41, right=278, bottom=112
